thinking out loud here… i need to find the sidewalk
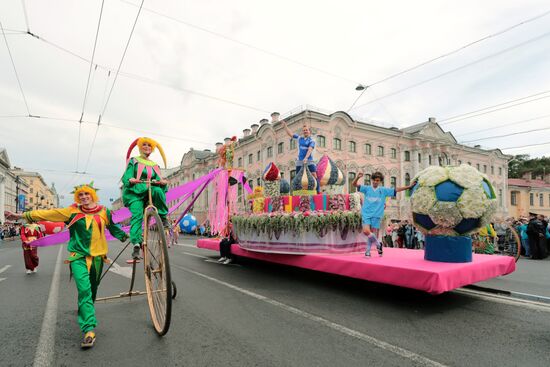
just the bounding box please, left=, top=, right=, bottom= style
left=475, top=256, right=550, bottom=298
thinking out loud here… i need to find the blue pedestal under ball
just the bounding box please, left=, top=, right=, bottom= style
left=424, top=235, right=472, bottom=263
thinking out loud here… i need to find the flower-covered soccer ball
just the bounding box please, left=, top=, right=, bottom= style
left=410, top=165, right=498, bottom=236
left=179, top=214, right=198, bottom=234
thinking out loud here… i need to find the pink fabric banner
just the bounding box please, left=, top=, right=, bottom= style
left=207, top=170, right=243, bottom=236
left=31, top=168, right=222, bottom=247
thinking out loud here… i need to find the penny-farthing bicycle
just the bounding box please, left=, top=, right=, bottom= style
left=97, top=180, right=174, bottom=336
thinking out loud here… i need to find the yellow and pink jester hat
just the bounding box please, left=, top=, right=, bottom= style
left=126, top=137, right=167, bottom=168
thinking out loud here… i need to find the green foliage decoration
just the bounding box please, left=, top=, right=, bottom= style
left=232, top=211, right=362, bottom=240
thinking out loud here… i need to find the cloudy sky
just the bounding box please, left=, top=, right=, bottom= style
left=1, top=0, right=549, bottom=206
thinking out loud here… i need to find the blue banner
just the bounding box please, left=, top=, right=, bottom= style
left=17, top=194, right=26, bottom=212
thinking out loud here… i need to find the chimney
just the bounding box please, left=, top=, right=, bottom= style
left=224, top=137, right=231, bottom=144
left=251, top=124, right=259, bottom=134
left=271, top=112, right=280, bottom=123
left=260, top=118, right=269, bottom=125
left=243, top=128, right=251, bottom=137
left=428, top=117, right=436, bottom=123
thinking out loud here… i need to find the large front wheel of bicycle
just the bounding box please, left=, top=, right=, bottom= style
left=143, top=208, right=172, bottom=336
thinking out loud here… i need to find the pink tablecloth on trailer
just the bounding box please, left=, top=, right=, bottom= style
left=197, top=238, right=515, bottom=294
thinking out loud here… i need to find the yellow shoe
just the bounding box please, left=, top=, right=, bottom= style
left=81, top=331, right=96, bottom=349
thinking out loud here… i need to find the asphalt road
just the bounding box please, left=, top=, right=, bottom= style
left=1, top=237, right=549, bottom=367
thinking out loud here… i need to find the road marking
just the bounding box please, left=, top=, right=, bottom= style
left=0, top=265, right=11, bottom=274
left=175, top=243, right=199, bottom=249
left=33, top=245, right=63, bottom=367
left=183, top=251, right=208, bottom=259
left=108, top=262, right=133, bottom=279
left=454, top=288, right=550, bottom=312
left=172, top=263, right=448, bottom=367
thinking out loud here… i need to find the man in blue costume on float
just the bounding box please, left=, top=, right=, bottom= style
left=352, top=171, right=415, bottom=257
left=282, top=120, right=319, bottom=192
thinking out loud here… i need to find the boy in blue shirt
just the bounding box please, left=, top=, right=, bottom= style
left=352, top=171, right=415, bottom=257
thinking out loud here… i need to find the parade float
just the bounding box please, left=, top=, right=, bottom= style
left=198, top=143, right=515, bottom=294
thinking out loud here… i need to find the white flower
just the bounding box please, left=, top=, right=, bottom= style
left=428, top=202, right=463, bottom=227
left=349, top=193, right=362, bottom=212
left=417, top=166, right=448, bottom=186
left=411, top=186, right=436, bottom=214
left=457, top=186, right=488, bottom=218
left=448, top=164, right=483, bottom=189
left=479, top=200, right=498, bottom=228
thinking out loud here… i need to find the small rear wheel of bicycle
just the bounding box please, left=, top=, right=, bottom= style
left=143, top=207, right=172, bottom=336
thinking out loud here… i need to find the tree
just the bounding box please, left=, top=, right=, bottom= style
left=508, top=154, right=529, bottom=178
left=508, top=155, right=550, bottom=178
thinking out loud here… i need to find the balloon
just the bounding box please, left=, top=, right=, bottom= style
left=179, top=214, right=198, bottom=234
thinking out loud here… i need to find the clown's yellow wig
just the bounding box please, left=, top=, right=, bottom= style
left=126, top=137, right=167, bottom=168
left=71, top=182, right=99, bottom=204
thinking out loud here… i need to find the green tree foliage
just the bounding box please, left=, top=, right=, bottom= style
left=508, top=155, right=550, bottom=178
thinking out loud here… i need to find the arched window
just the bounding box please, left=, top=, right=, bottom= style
left=317, top=135, right=326, bottom=148
left=333, top=138, right=342, bottom=150
left=364, top=143, right=371, bottom=155
left=377, top=146, right=384, bottom=156
left=290, top=139, right=296, bottom=150
left=349, top=141, right=356, bottom=153
left=364, top=174, right=371, bottom=186
left=405, top=173, right=410, bottom=186
left=390, top=148, right=397, bottom=159
left=390, top=176, right=397, bottom=188
left=404, top=151, right=410, bottom=161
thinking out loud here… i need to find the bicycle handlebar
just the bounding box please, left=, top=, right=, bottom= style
left=132, top=179, right=164, bottom=185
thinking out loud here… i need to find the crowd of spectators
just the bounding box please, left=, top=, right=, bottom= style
left=0, top=224, right=21, bottom=241
left=381, top=220, right=425, bottom=249
left=380, top=213, right=550, bottom=260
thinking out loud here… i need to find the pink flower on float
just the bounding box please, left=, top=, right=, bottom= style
left=304, top=211, right=310, bottom=217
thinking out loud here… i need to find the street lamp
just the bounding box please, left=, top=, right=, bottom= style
left=355, top=84, right=369, bottom=91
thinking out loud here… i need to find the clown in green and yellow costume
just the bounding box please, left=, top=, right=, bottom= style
left=122, top=137, right=169, bottom=257
left=22, top=183, right=128, bottom=348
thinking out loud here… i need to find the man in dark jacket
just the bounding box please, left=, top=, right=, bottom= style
left=527, top=213, right=547, bottom=259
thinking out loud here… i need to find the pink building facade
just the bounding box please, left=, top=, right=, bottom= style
left=166, top=108, right=511, bottom=224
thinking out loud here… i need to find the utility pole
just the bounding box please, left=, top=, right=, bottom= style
left=15, top=176, right=20, bottom=213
